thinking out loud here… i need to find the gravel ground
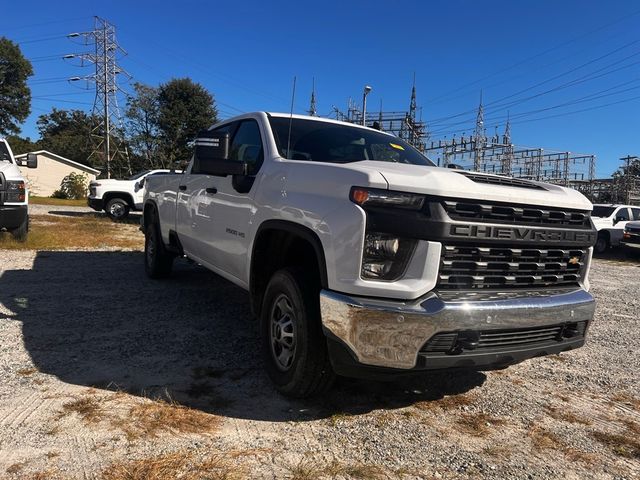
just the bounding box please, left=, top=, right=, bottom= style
left=0, top=243, right=638, bottom=479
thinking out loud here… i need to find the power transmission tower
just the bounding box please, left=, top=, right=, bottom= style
left=502, top=112, right=513, bottom=175
left=67, top=17, right=131, bottom=178
left=308, top=78, right=317, bottom=116
left=620, top=155, right=640, bottom=204
left=473, top=91, right=485, bottom=171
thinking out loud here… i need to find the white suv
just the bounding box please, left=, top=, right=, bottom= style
left=591, top=204, right=640, bottom=253
left=88, top=169, right=174, bottom=220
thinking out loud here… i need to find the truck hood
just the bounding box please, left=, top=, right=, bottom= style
left=344, top=161, right=593, bottom=211
left=90, top=179, right=130, bottom=186
left=0, top=161, right=23, bottom=181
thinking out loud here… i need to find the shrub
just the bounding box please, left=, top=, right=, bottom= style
left=54, top=172, right=88, bottom=200
left=51, top=189, right=68, bottom=199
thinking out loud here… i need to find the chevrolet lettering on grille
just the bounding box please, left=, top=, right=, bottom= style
left=450, top=224, right=596, bottom=244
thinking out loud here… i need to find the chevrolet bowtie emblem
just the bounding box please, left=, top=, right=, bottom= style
left=568, top=256, right=580, bottom=265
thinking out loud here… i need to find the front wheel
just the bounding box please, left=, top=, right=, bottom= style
left=10, top=216, right=28, bottom=242
left=260, top=267, right=335, bottom=398
left=144, top=214, right=174, bottom=278
left=105, top=198, right=130, bottom=221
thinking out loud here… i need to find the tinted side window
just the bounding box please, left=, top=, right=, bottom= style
left=230, top=120, right=264, bottom=175
left=632, top=208, right=640, bottom=221
left=192, top=122, right=238, bottom=174
left=616, top=208, right=630, bottom=221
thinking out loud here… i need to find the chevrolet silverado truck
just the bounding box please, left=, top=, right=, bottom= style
left=0, top=138, right=37, bottom=241
left=591, top=204, right=640, bottom=253
left=142, top=112, right=597, bottom=397
left=88, top=169, right=173, bottom=220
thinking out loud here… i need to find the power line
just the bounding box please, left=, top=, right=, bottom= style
left=2, top=16, right=93, bottom=32
left=427, top=40, right=640, bottom=126
left=425, top=7, right=640, bottom=105
left=430, top=78, right=640, bottom=133
left=16, top=33, right=72, bottom=45
left=31, top=97, right=93, bottom=106
left=430, top=92, right=640, bottom=137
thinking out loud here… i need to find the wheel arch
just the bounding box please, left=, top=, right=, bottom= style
left=103, top=191, right=135, bottom=208
left=250, top=220, right=328, bottom=318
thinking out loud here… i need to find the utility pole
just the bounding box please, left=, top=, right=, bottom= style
left=67, top=17, right=131, bottom=178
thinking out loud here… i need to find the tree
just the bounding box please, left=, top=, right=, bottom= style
left=0, top=37, right=33, bottom=135
left=125, top=82, right=164, bottom=168
left=157, top=78, right=217, bottom=164
left=5, top=134, right=37, bottom=155
left=36, top=108, right=95, bottom=167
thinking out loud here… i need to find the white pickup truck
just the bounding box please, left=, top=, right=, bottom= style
left=142, top=112, right=597, bottom=397
left=88, top=169, right=173, bottom=220
left=591, top=204, right=640, bottom=253
left=0, top=138, right=37, bottom=240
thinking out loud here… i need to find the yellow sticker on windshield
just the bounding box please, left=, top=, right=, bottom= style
left=390, top=143, right=404, bottom=150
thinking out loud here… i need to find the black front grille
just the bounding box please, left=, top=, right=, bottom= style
left=420, top=321, right=588, bottom=355
left=442, top=200, right=591, bottom=229
left=454, top=171, right=547, bottom=190
left=438, top=245, right=586, bottom=289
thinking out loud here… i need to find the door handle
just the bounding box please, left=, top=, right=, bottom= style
left=205, top=187, right=217, bottom=195
left=178, top=185, right=187, bottom=191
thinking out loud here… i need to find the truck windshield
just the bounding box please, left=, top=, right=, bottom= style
left=269, top=117, right=435, bottom=166
left=0, top=142, right=12, bottom=163
left=592, top=206, right=616, bottom=218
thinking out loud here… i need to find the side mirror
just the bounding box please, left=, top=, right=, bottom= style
left=27, top=153, right=38, bottom=168
left=446, top=163, right=463, bottom=170
left=614, top=216, right=625, bottom=224
left=16, top=153, right=38, bottom=168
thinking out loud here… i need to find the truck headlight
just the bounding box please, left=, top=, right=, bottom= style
left=350, top=187, right=425, bottom=210
left=361, top=232, right=416, bottom=280
left=6, top=180, right=26, bottom=202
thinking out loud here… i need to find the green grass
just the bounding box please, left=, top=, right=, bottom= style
left=29, top=196, right=87, bottom=207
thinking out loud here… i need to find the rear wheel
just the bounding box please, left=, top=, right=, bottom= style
left=105, top=197, right=130, bottom=221
left=594, top=233, right=609, bottom=254
left=144, top=211, right=174, bottom=278
left=10, top=216, right=28, bottom=242
left=260, top=267, right=335, bottom=398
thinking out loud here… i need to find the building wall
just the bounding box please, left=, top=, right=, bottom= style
left=18, top=154, right=97, bottom=197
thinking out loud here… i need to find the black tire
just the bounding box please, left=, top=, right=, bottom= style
left=144, top=211, right=174, bottom=278
left=105, top=197, right=130, bottom=221
left=594, top=233, right=609, bottom=254
left=260, top=267, right=335, bottom=398
left=10, top=216, right=28, bottom=242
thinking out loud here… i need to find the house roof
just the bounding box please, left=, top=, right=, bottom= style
left=15, top=150, right=101, bottom=175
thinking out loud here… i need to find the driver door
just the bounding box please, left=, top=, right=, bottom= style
left=202, top=119, right=265, bottom=285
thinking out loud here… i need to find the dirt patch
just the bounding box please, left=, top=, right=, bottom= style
left=0, top=248, right=639, bottom=478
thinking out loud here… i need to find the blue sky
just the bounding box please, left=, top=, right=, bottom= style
left=3, top=0, right=639, bottom=177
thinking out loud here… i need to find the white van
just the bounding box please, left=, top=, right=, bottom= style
left=0, top=138, right=37, bottom=240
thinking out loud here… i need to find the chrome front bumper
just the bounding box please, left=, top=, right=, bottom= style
left=320, top=288, right=595, bottom=370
